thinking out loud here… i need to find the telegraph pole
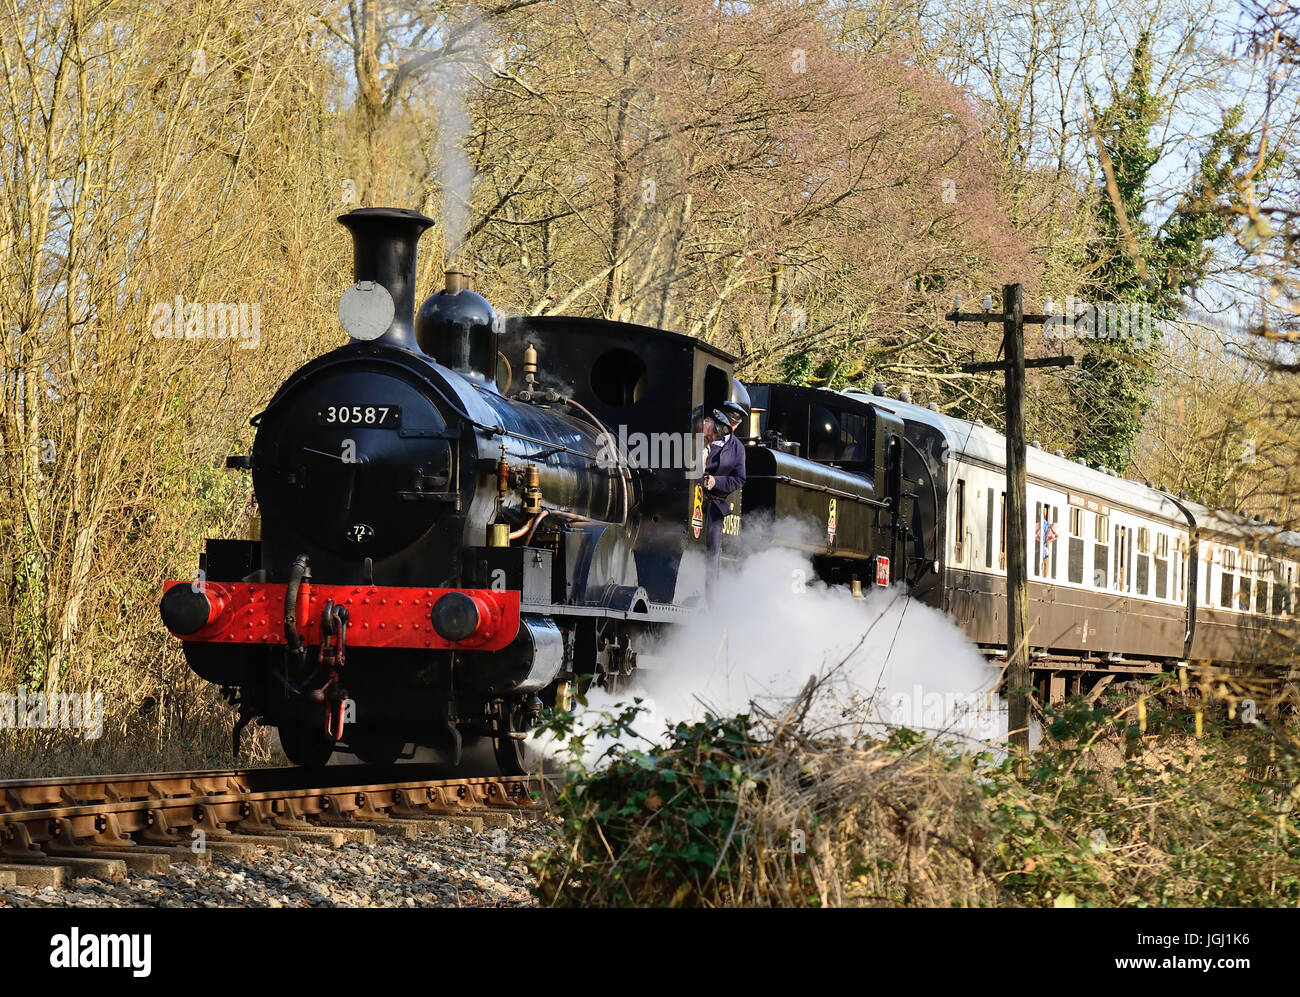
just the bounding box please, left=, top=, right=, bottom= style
left=947, top=284, right=1073, bottom=757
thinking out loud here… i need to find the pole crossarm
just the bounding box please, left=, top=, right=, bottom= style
left=961, top=356, right=1074, bottom=373
left=945, top=311, right=1058, bottom=325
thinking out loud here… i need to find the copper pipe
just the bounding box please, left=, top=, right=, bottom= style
left=508, top=507, right=555, bottom=541
left=543, top=508, right=589, bottom=523
left=523, top=509, right=550, bottom=545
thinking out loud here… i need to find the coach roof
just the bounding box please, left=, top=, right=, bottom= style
left=839, top=386, right=1300, bottom=555
left=838, top=387, right=1189, bottom=526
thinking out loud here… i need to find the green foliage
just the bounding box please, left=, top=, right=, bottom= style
left=1072, top=34, right=1271, bottom=471
left=10, top=534, right=49, bottom=688
left=985, top=691, right=1300, bottom=907
left=1071, top=346, right=1156, bottom=472
left=779, top=346, right=817, bottom=387
left=532, top=703, right=760, bottom=907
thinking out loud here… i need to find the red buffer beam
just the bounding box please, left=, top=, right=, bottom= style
left=160, top=581, right=521, bottom=652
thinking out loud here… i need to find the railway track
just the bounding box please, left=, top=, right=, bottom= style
left=0, top=765, right=547, bottom=888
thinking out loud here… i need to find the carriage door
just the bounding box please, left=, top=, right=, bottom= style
left=875, top=410, right=907, bottom=587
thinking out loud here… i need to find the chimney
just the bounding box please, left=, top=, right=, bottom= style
left=337, top=207, right=435, bottom=351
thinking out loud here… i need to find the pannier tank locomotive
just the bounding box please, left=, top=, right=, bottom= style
left=160, top=207, right=896, bottom=772
left=162, top=207, right=1300, bottom=772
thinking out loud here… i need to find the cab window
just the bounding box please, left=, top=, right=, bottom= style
left=809, top=405, right=843, bottom=461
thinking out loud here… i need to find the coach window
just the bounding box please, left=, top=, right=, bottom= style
left=1114, top=524, right=1130, bottom=591
left=1120, top=525, right=1133, bottom=590
left=953, top=479, right=966, bottom=561
left=1154, top=533, right=1169, bottom=600
left=985, top=488, right=995, bottom=569
left=1183, top=540, right=1191, bottom=601
left=1033, top=501, right=1042, bottom=577
left=1050, top=505, right=1060, bottom=577
left=1239, top=553, right=1253, bottom=612
left=1093, top=514, right=1109, bottom=589
left=1068, top=508, right=1085, bottom=584
left=1274, top=563, right=1292, bottom=617
left=1256, top=557, right=1270, bottom=615
left=998, top=492, right=1007, bottom=571
left=1136, top=527, right=1151, bottom=596
left=1203, top=544, right=1213, bottom=606
left=1175, top=538, right=1187, bottom=602
left=1221, top=548, right=1236, bottom=609
left=1033, top=501, right=1057, bottom=578
left=1201, top=544, right=1208, bottom=605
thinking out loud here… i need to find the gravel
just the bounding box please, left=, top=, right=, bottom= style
left=0, top=818, right=557, bottom=908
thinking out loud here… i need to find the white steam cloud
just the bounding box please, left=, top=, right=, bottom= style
left=537, top=533, right=1014, bottom=768
left=427, top=14, right=495, bottom=261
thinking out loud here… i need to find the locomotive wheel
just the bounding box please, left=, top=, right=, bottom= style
left=492, top=704, right=531, bottom=776
left=278, top=724, right=335, bottom=767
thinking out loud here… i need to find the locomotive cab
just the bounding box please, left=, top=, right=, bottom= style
left=498, top=315, right=742, bottom=606
left=742, top=383, right=922, bottom=592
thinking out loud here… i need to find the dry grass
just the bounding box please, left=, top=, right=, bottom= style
left=0, top=700, right=281, bottom=779
left=720, top=734, right=998, bottom=907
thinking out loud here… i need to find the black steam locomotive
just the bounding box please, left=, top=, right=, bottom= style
left=162, top=207, right=1298, bottom=772
left=161, top=207, right=918, bottom=772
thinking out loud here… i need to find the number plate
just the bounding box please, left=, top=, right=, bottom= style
left=317, top=405, right=401, bottom=428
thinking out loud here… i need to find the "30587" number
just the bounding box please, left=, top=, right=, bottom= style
left=318, top=405, right=400, bottom=427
